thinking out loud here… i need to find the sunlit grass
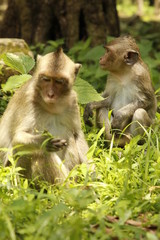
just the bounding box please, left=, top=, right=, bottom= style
left=0, top=122, right=160, bottom=239
left=117, top=0, right=160, bottom=22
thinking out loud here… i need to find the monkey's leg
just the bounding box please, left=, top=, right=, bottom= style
left=114, top=132, right=131, bottom=148
left=74, top=131, right=89, bottom=164
left=113, top=108, right=152, bottom=147
left=1, top=147, right=12, bottom=167
left=61, top=133, right=88, bottom=172
left=96, top=108, right=112, bottom=140
left=31, top=153, right=69, bottom=184
left=72, top=131, right=95, bottom=173
left=16, top=152, right=69, bottom=184
left=130, top=108, right=152, bottom=136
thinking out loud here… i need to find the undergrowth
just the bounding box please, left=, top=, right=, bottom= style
left=0, top=122, right=160, bottom=240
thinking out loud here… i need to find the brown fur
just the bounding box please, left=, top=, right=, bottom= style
left=84, top=36, right=157, bottom=147
left=0, top=49, right=88, bottom=183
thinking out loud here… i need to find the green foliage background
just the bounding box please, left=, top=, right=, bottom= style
left=1, top=2, right=160, bottom=239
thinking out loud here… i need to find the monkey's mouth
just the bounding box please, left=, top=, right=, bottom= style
left=99, top=60, right=106, bottom=68
left=44, top=94, right=57, bottom=104
left=99, top=63, right=106, bottom=69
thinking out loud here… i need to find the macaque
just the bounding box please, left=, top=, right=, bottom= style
left=0, top=48, right=89, bottom=183
left=84, top=36, right=157, bottom=146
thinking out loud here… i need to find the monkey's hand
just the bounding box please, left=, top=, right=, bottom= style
left=43, top=138, right=67, bottom=152
left=83, top=103, right=94, bottom=127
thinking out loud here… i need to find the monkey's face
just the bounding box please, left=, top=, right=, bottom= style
left=36, top=49, right=81, bottom=104
left=99, top=42, right=129, bottom=73
left=99, top=46, right=118, bottom=71
left=100, top=37, right=140, bottom=73
left=38, top=74, right=70, bottom=104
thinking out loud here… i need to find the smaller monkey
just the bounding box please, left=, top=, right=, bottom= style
left=0, top=48, right=89, bottom=183
left=84, top=36, right=157, bottom=146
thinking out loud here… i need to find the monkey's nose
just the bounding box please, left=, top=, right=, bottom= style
left=47, top=91, right=55, bottom=98
left=99, top=57, right=103, bottom=64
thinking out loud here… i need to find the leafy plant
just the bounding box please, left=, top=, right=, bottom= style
left=74, top=77, right=103, bottom=104
left=1, top=53, right=35, bottom=74
left=30, top=39, right=64, bottom=56
left=0, top=53, right=35, bottom=91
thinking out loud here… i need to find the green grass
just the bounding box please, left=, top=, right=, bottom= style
left=117, top=0, right=156, bottom=21
left=0, top=120, right=160, bottom=239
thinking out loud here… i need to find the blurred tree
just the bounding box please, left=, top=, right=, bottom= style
left=0, top=0, right=120, bottom=48
left=149, top=0, right=154, bottom=5
left=137, top=0, right=144, bottom=16
left=154, top=0, right=160, bottom=14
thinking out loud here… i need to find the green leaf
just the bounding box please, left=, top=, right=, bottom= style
left=82, top=45, right=105, bottom=62
left=87, top=142, right=97, bottom=160
left=43, top=40, right=65, bottom=55
left=47, top=39, right=64, bottom=48
left=95, top=67, right=107, bottom=79
left=69, top=38, right=91, bottom=56
left=20, top=55, right=35, bottom=73
left=2, top=74, right=32, bottom=91
left=146, top=232, right=159, bottom=240
left=139, top=39, right=152, bottom=58
left=1, top=53, right=26, bottom=74
left=115, top=200, right=132, bottom=225
left=0, top=53, right=35, bottom=74
left=73, top=77, right=103, bottom=104
left=87, top=127, right=105, bottom=159
left=2, top=212, right=16, bottom=240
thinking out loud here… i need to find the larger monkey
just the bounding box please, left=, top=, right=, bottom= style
left=84, top=36, right=157, bottom=146
left=0, top=48, right=89, bottom=183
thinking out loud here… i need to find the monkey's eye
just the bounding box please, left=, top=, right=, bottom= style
left=44, top=77, right=51, bottom=82
left=55, top=79, right=64, bottom=84
left=40, top=75, right=51, bottom=82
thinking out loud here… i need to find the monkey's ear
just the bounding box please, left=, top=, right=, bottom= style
left=75, top=63, right=82, bottom=75
left=124, top=50, right=139, bottom=65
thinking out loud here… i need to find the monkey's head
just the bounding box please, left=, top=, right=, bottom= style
left=100, top=36, right=140, bottom=73
left=35, top=48, right=81, bottom=104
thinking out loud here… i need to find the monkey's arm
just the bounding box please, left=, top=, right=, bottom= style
left=12, top=131, right=67, bottom=153
left=83, top=97, right=111, bottom=126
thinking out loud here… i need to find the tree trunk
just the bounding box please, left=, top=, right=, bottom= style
left=0, top=0, right=120, bottom=48
left=137, top=0, right=144, bottom=16
left=154, top=0, right=160, bottom=15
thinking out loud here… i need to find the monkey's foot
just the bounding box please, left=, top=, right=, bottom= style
left=114, top=134, right=131, bottom=148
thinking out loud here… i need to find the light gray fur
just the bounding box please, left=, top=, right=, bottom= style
left=0, top=51, right=88, bottom=183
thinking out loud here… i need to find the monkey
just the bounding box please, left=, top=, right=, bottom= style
left=0, top=48, right=89, bottom=184
left=84, top=36, right=157, bottom=147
